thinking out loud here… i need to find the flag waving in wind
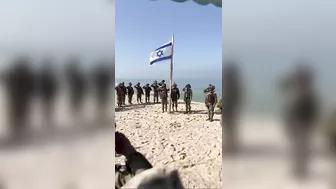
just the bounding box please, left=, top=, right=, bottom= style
left=149, top=41, right=173, bottom=65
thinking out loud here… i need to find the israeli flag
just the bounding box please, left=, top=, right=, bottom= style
left=149, top=41, right=172, bottom=65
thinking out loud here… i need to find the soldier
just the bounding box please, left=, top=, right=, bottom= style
left=158, top=84, right=169, bottom=113
left=170, top=83, right=180, bottom=112
left=158, top=79, right=165, bottom=87
left=115, top=83, right=124, bottom=108
left=281, top=63, right=319, bottom=179
left=92, top=62, right=112, bottom=119
left=204, top=85, right=217, bottom=122
left=126, top=82, right=134, bottom=104
left=143, top=83, right=152, bottom=103
left=222, top=61, right=242, bottom=154
left=134, top=82, right=144, bottom=104
left=120, top=82, right=127, bottom=105
left=38, top=57, right=58, bottom=127
left=182, top=84, right=193, bottom=113
left=151, top=81, right=159, bottom=103
left=2, top=56, right=35, bottom=139
left=66, top=58, right=87, bottom=119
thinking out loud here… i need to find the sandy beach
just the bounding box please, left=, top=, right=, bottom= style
left=115, top=97, right=222, bottom=188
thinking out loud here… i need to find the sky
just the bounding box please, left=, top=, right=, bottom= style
left=0, top=0, right=114, bottom=67
left=115, top=0, right=221, bottom=79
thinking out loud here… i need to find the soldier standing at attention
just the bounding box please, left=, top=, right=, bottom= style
left=126, top=82, right=134, bottom=104
left=120, top=82, right=127, bottom=105
left=143, top=83, right=152, bottom=103
left=204, top=85, right=217, bottom=122
left=158, top=83, right=169, bottom=113
left=183, top=84, right=193, bottom=113
left=115, top=83, right=124, bottom=108
left=151, top=81, right=159, bottom=104
left=170, top=83, right=180, bottom=112
left=134, top=82, right=144, bottom=104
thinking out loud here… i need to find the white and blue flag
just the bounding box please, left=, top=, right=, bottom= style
left=149, top=41, right=173, bottom=65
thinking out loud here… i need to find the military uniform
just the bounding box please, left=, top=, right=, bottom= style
left=143, top=84, right=152, bottom=103
left=134, top=83, right=144, bottom=104
left=183, top=84, right=193, bottom=113
left=120, top=82, right=127, bottom=105
left=126, top=83, right=134, bottom=104
left=204, top=87, right=217, bottom=122
left=151, top=81, right=159, bottom=103
left=158, top=85, right=169, bottom=112
left=115, top=85, right=124, bottom=108
left=170, top=83, right=180, bottom=112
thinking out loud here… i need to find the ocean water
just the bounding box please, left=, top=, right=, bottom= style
left=116, top=78, right=222, bottom=103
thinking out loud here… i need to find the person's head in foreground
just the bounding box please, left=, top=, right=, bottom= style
left=185, top=84, right=191, bottom=89
left=172, top=83, right=177, bottom=87
left=137, top=82, right=140, bottom=86
left=146, top=83, right=150, bottom=87
left=129, top=82, right=132, bottom=86
left=121, top=167, right=184, bottom=189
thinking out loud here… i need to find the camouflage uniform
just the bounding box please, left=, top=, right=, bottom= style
left=151, top=81, right=159, bottom=103
left=120, top=82, right=127, bottom=105
left=158, top=84, right=169, bottom=112
left=143, top=83, right=152, bottom=103
left=183, top=84, right=193, bottom=113
left=126, top=83, right=134, bottom=104
left=134, top=83, right=143, bottom=104
left=115, top=84, right=124, bottom=108
left=204, top=86, right=217, bottom=122
left=170, top=83, right=180, bottom=112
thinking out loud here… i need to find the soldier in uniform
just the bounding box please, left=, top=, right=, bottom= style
left=120, top=82, right=127, bottom=105
left=151, top=81, right=159, bottom=103
left=115, top=83, right=124, bottom=108
left=134, top=82, right=144, bottom=104
left=38, top=58, right=58, bottom=127
left=280, top=63, right=319, bottom=179
left=204, top=85, right=217, bottom=122
left=158, top=80, right=165, bottom=87
left=126, top=82, right=134, bottom=104
left=182, top=84, right=193, bottom=113
left=170, top=83, right=180, bottom=112
left=222, top=61, right=242, bottom=154
left=143, top=83, right=152, bottom=103
left=158, top=84, right=169, bottom=113
left=3, top=56, right=36, bottom=139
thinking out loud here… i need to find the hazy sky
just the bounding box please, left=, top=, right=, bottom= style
left=0, top=0, right=114, bottom=65
left=223, top=0, right=336, bottom=98
left=115, top=0, right=221, bottom=79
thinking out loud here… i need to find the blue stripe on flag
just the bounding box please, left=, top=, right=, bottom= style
left=155, top=42, right=172, bottom=51
left=150, top=55, right=172, bottom=65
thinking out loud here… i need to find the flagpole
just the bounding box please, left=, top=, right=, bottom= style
left=168, top=35, right=174, bottom=114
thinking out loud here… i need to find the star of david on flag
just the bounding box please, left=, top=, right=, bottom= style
left=149, top=41, right=173, bottom=65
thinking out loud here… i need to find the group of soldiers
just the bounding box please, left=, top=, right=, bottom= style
left=1, top=56, right=113, bottom=139
left=115, top=80, right=219, bottom=121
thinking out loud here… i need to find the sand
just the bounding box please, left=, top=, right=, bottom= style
left=115, top=97, right=222, bottom=188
